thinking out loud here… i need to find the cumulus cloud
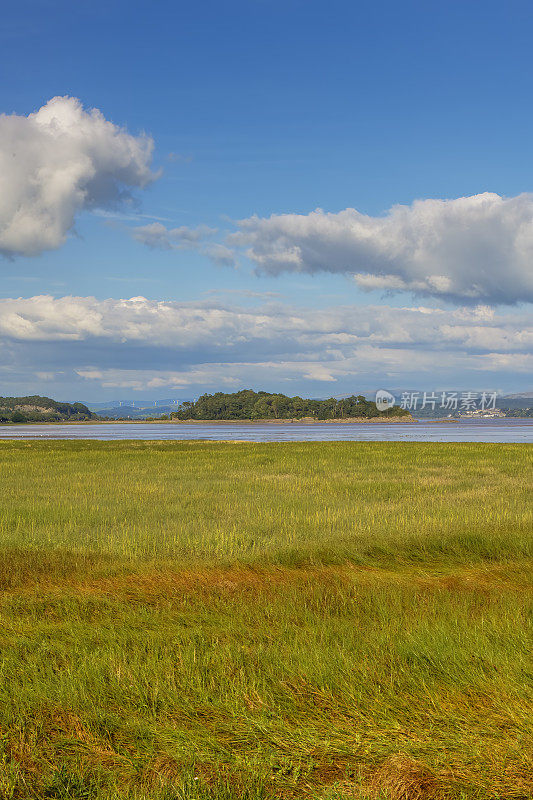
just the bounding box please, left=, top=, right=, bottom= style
left=131, top=222, right=217, bottom=250
left=201, top=243, right=237, bottom=266
left=130, top=221, right=236, bottom=265
left=71, top=345, right=533, bottom=392
left=0, top=96, right=158, bottom=257
left=230, top=193, right=533, bottom=304
left=0, top=295, right=530, bottom=352
left=0, top=294, right=531, bottom=393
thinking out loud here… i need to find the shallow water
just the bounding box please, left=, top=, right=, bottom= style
left=0, top=419, right=531, bottom=443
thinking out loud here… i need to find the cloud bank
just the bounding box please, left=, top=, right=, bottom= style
left=0, top=295, right=531, bottom=394
left=131, top=223, right=217, bottom=250
left=231, top=193, right=533, bottom=304
left=130, top=222, right=236, bottom=265
left=0, top=96, right=157, bottom=257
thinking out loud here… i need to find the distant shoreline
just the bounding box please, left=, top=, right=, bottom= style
left=5, top=416, right=533, bottom=427
left=0, top=415, right=450, bottom=426
left=0, top=416, right=414, bottom=426
left=166, top=416, right=415, bottom=425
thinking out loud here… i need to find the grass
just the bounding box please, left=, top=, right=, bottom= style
left=0, top=441, right=531, bottom=799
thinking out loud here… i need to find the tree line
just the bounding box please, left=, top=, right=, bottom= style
left=502, top=407, right=533, bottom=418
left=0, top=396, right=95, bottom=423
left=171, top=390, right=410, bottom=421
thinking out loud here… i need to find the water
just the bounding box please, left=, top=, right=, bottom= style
left=0, top=419, right=531, bottom=442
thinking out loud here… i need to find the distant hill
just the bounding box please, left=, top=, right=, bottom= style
left=0, top=396, right=96, bottom=423
left=86, top=399, right=182, bottom=411
left=97, top=404, right=179, bottom=420
left=499, top=393, right=533, bottom=409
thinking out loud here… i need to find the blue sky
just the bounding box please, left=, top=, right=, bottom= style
left=1, top=0, right=532, bottom=401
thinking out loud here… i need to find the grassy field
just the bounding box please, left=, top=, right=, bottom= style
left=0, top=441, right=531, bottom=799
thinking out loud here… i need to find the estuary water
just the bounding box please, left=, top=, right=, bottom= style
left=0, top=419, right=531, bottom=443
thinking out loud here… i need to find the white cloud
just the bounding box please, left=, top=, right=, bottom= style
left=230, top=193, right=533, bottom=304
left=131, top=222, right=217, bottom=250
left=201, top=243, right=237, bottom=266
left=0, top=295, right=531, bottom=393
left=75, top=365, right=245, bottom=390
left=478, top=352, right=533, bottom=372
left=0, top=96, right=158, bottom=257
left=0, top=295, right=530, bottom=353
left=72, top=346, right=533, bottom=392
left=130, top=222, right=236, bottom=265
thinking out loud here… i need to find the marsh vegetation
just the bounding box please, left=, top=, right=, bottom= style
left=0, top=441, right=531, bottom=799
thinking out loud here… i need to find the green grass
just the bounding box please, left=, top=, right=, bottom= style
left=0, top=441, right=531, bottom=799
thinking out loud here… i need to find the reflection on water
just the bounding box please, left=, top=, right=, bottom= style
left=0, top=420, right=531, bottom=443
